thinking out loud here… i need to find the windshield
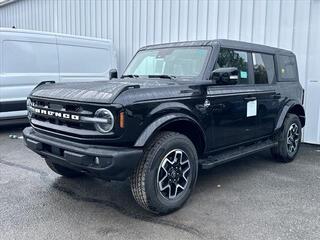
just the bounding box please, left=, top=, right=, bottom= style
left=123, top=47, right=211, bottom=79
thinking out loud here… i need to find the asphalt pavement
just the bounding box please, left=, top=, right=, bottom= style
left=0, top=124, right=319, bottom=240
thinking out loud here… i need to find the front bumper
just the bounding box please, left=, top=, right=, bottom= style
left=23, top=127, right=143, bottom=181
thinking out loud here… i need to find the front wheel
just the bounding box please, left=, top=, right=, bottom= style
left=271, top=113, right=302, bottom=162
left=130, top=131, right=198, bottom=214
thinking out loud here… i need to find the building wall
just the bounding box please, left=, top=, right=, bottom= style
left=0, top=0, right=319, bottom=144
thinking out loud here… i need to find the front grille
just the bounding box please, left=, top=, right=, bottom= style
left=29, top=98, right=100, bottom=137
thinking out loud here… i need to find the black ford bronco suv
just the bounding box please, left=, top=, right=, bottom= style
left=23, top=40, right=305, bottom=214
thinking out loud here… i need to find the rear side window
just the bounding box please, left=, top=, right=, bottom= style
left=278, top=55, right=297, bottom=81
left=212, top=48, right=249, bottom=85
left=252, top=53, right=275, bottom=84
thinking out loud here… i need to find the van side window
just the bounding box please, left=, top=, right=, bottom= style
left=278, top=55, right=297, bottom=81
left=58, top=45, right=111, bottom=74
left=211, top=48, right=249, bottom=85
left=3, top=41, right=58, bottom=73
left=252, top=53, right=275, bottom=84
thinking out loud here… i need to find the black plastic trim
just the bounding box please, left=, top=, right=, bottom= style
left=23, top=127, right=143, bottom=181
left=0, top=100, right=26, bottom=112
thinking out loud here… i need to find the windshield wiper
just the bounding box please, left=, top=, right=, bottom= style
left=121, top=74, right=140, bottom=78
left=148, top=74, right=176, bottom=79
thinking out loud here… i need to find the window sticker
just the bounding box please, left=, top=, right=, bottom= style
left=240, top=71, right=248, bottom=79
left=247, top=100, right=257, bottom=117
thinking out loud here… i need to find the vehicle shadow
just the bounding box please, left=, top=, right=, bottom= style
left=48, top=150, right=276, bottom=228
left=0, top=122, right=28, bottom=134
left=29, top=144, right=318, bottom=238
left=196, top=150, right=275, bottom=186
left=49, top=175, right=207, bottom=238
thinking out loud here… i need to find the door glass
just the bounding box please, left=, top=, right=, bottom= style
left=252, top=53, right=275, bottom=84
left=211, top=48, right=249, bottom=85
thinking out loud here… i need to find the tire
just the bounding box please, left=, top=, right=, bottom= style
left=271, top=113, right=302, bottom=163
left=130, top=131, right=198, bottom=214
left=45, top=159, right=84, bottom=178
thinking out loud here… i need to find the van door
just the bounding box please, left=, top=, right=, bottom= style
left=0, top=36, right=2, bottom=116
left=57, top=37, right=113, bottom=83
left=0, top=33, right=59, bottom=119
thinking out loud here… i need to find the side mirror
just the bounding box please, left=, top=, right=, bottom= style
left=109, top=69, right=118, bottom=80
left=210, top=67, right=239, bottom=85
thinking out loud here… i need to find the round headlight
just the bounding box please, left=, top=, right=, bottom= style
left=94, top=108, right=114, bottom=133
left=26, top=98, right=31, bottom=109
left=26, top=99, right=32, bottom=120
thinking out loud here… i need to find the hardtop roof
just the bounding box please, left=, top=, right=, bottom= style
left=140, top=39, right=294, bottom=56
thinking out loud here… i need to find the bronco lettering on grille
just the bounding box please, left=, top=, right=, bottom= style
left=33, top=108, right=80, bottom=121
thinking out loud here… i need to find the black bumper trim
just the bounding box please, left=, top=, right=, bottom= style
left=23, top=127, right=143, bottom=181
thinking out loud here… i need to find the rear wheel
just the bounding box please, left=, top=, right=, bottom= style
left=45, top=159, right=84, bottom=178
left=271, top=114, right=301, bottom=162
left=130, top=131, right=198, bottom=214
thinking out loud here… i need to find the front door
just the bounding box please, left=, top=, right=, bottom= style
left=207, top=48, right=258, bottom=149
left=207, top=86, right=259, bottom=149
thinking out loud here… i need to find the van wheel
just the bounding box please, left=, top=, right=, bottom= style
left=45, top=159, right=84, bottom=178
left=130, top=131, right=198, bottom=214
left=271, top=114, right=302, bottom=163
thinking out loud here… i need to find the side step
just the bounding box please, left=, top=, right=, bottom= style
left=199, top=139, right=277, bottom=169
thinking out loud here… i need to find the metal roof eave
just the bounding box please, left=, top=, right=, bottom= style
left=0, top=0, right=18, bottom=7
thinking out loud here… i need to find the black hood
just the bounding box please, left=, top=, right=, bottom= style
left=30, top=79, right=192, bottom=104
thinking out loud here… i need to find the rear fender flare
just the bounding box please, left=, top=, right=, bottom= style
left=275, top=102, right=305, bottom=131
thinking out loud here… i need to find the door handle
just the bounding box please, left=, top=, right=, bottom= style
left=212, top=103, right=225, bottom=111
left=272, top=93, right=281, bottom=99
left=244, top=96, right=256, bottom=101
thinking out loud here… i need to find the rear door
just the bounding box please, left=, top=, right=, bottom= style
left=251, top=52, right=280, bottom=138
left=0, top=32, right=59, bottom=119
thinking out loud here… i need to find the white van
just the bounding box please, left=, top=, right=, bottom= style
left=0, top=28, right=117, bottom=122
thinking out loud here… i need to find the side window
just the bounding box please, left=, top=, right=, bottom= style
left=252, top=53, right=275, bottom=84
left=3, top=40, right=58, bottom=73
left=278, top=55, right=297, bottom=81
left=58, top=45, right=111, bottom=74
left=211, top=48, right=249, bottom=85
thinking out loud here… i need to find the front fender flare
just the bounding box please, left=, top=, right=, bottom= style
left=134, top=113, right=205, bottom=148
